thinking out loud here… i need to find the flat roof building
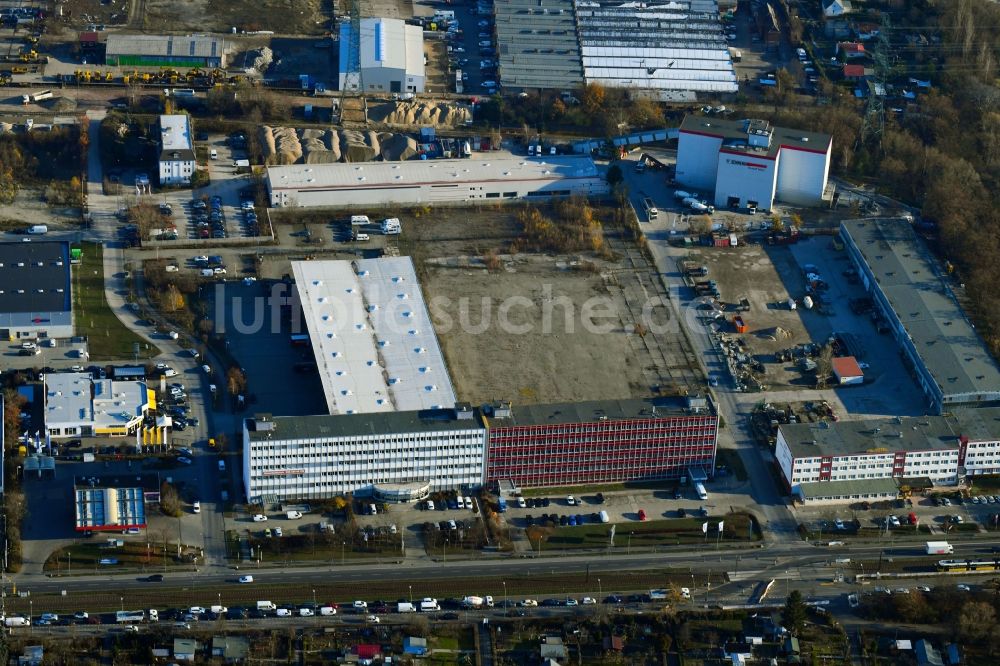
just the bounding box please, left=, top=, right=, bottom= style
left=74, top=477, right=147, bottom=532
left=495, top=0, right=737, bottom=97
left=776, top=408, right=1000, bottom=500
left=485, top=397, right=718, bottom=488
left=841, top=219, right=1000, bottom=413
left=158, top=114, right=195, bottom=186
left=292, top=257, right=456, bottom=415
left=267, top=156, right=608, bottom=208
left=339, top=18, right=425, bottom=94
left=44, top=372, right=153, bottom=438
left=0, top=241, right=72, bottom=340
left=676, top=115, right=832, bottom=211
left=105, top=33, right=228, bottom=68
left=243, top=407, right=487, bottom=501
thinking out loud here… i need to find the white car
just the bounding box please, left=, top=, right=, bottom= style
left=202, top=364, right=212, bottom=374
left=680, top=587, right=691, bottom=599
left=353, top=600, right=368, bottom=611
left=163, top=368, right=178, bottom=377
left=517, top=497, right=527, bottom=508
left=581, top=597, right=597, bottom=605
left=957, top=584, right=972, bottom=592
left=192, top=502, right=201, bottom=514
left=168, top=331, right=179, bottom=340
left=276, top=608, right=293, bottom=617
left=213, top=267, right=227, bottom=275
left=189, top=606, right=206, bottom=615
left=238, top=575, right=254, bottom=583
left=848, top=594, right=859, bottom=608
left=916, top=586, right=931, bottom=593
left=252, top=514, right=268, bottom=522
left=367, top=615, right=381, bottom=623
left=566, top=495, right=577, bottom=506
left=299, top=608, right=314, bottom=617
left=521, top=599, right=538, bottom=607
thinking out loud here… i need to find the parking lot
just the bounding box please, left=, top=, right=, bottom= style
left=440, top=1, right=496, bottom=94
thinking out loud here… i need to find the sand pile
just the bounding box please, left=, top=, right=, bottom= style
left=339, top=129, right=379, bottom=162
left=260, top=126, right=303, bottom=165
left=379, top=132, right=419, bottom=161
left=49, top=97, right=76, bottom=112
left=299, top=129, right=340, bottom=164
left=369, top=101, right=473, bottom=127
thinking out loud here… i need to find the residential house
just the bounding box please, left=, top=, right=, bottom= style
left=403, top=637, right=428, bottom=656
left=173, top=638, right=199, bottom=662
left=838, top=42, right=866, bottom=59
left=823, top=0, right=853, bottom=17
left=843, top=64, right=869, bottom=80
left=212, top=636, right=250, bottom=663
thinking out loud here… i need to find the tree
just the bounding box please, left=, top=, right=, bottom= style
left=606, top=164, right=624, bottom=186
left=580, top=83, right=607, bottom=116
left=226, top=367, right=247, bottom=397
left=159, top=482, right=182, bottom=517
left=956, top=601, right=996, bottom=642
left=782, top=590, right=807, bottom=635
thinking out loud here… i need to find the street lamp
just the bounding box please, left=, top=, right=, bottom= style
left=627, top=532, right=633, bottom=555
left=67, top=552, right=71, bottom=576
left=312, top=589, right=317, bottom=609
left=341, top=541, right=345, bottom=566
left=408, top=585, right=412, bottom=604
left=598, top=578, right=602, bottom=601
left=503, top=581, right=507, bottom=617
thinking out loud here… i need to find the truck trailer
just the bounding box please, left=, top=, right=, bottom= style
left=926, top=541, right=954, bottom=555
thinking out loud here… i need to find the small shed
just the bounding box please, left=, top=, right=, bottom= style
left=173, top=638, right=199, bottom=662
left=832, top=356, right=864, bottom=385
left=403, top=637, right=428, bottom=656
left=355, top=644, right=381, bottom=660
left=540, top=636, right=568, bottom=661
left=212, top=636, right=250, bottom=663
left=916, top=639, right=944, bottom=666
left=733, top=315, right=748, bottom=334
left=603, top=636, right=625, bottom=652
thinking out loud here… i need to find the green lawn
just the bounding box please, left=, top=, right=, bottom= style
left=73, top=242, right=158, bottom=359
left=970, top=476, right=1000, bottom=492
left=45, top=540, right=197, bottom=572
left=537, top=513, right=758, bottom=550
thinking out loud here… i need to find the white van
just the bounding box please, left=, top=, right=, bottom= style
left=599, top=510, right=610, bottom=524
left=210, top=149, right=218, bottom=159
left=350, top=215, right=371, bottom=226
left=257, top=601, right=277, bottom=612
left=319, top=606, right=337, bottom=616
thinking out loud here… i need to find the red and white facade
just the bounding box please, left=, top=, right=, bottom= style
left=484, top=399, right=718, bottom=488
left=776, top=409, right=1000, bottom=499
left=675, top=116, right=832, bottom=211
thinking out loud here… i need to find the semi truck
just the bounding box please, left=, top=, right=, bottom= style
left=926, top=541, right=954, bottom=555
left=116, top=610, right=145, bottom=623
left=21, top=89, right=52, bottom=104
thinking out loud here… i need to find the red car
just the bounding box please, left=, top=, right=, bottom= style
left=638, top=509, right=647, bottom=521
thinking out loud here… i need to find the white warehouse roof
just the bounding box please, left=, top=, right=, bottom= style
left=292, top=257, right=456, bottom=416
left=359, top=18, right=424, bottom=76
left=160, top=114, right=192, bottom=152
left=268, top=156, right=600, bottom=192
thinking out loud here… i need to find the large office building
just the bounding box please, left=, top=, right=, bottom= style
left=495, top=0, right=737, bottom=97
left=484, top=397, right=718, bottom=488
left=105, top=33, right=229, bottom=68
left=675, top=115, right=832, bottom=211
left=339, top=18, right=425, bottom=94
left=776, top=408, right=1000, bottom=503
left=243, top=407, right=487, bottom=502
left=266, top=157, right=608, bottom=208
left=841, top=219, right=1000, bottom=413
left=0, top=241, right=73, bottom=340
left=44, top=372, right=154, bottom=439
left=158, top=115, right=195, bottom=186
left=292, top=257, right=456, bottom=415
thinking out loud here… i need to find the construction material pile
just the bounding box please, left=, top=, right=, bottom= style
left=248, top=46, right=273, bottom=73
left=369, top=100, right=472, bottom=127
left=260, top=125, right=303, bottom=165
left=339, top=129, right=379, bottom=162
left=379, top=132, right=419, bottom=161
left=299, top=129, right=340, bottom=164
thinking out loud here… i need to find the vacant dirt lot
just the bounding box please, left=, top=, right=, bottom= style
left=400, top=205, right=700, bottom=404
left=144, top=0, right=326, bottom=34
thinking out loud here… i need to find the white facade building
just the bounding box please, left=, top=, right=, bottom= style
left=339, top=18, right=425, bottom=94
left=776, top=408, right=1000, bottom=502
left=44, top=372, right=152, bottom=438
left=242, top=407, right=486, bottom=501
left=267, top=157, right=608, bottom=208
left=675, top=115, right=832, bottom=211
left=292, top=257, right=456, bottom=415
left=157, top=114, right=195, bottom=186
